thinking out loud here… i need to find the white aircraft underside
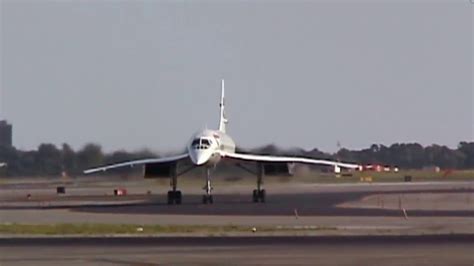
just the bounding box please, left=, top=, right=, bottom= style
left=84, top=80, right=360, bottom=204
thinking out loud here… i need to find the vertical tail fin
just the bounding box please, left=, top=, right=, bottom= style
left=218, top=79, right=228, bottom=132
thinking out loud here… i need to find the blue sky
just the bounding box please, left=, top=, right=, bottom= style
left=1, top=0, right=472, bottom=153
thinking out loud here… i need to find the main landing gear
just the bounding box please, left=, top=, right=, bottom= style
left=235, top=163, right=267, bottom=203
left=167, top=174, right=182, bottom=205
left=253, top=189, right=266, bottom=203
left=253, top=165, right=266, bottom=203
left=202, top=168, right=214, bottom=204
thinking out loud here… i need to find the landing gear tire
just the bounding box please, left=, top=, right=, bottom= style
left=253, top=189, right=266, bottom=203
left=175, top=191, right=182, bottom=205
left=167, top=190, right=182, bottom=205
left=252, top=190, right=259, bottom=203
left=202, top=195, right=213, bottom=204
left=259, top=189, right=266, bottom=203
left=167, top=191, right=174, bottom=205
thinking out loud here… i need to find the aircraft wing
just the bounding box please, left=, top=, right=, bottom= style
left=219, top=151, right=360, bottom=169
left=83, top=154, right=189, bottom=174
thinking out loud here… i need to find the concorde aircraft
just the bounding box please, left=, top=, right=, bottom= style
left=85, top=81, right=360, bottom=204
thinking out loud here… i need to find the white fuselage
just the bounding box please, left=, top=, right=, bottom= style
left=187, top=129, right=236, bottom=167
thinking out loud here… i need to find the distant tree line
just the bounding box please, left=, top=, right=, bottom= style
left=0, top=141, right=472, bottom=177
left=0, top=143, right=154, bottom=177
left=244, top=142, right=474, bottom=170
left=336, top=142, right=474, bottom=169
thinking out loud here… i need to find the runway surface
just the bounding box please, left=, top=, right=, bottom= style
left=1, top=235, right=473, bottom=266
left=1, top=181, right=473, bottom=265
left=80, top=189, right=474, bottom=217
left=2, top=188, right=473, bottom=217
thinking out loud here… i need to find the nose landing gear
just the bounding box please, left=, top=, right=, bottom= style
left=202, top=168, right=214, bottom=204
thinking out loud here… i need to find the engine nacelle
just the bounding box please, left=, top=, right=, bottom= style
left=262, top=162, right=294, bottom=176
left=144, top=162, right=177, bottom=179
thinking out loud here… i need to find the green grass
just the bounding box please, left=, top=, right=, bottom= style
left=295, top=169, right=474, bottom=184
left=0, top=223, right=338, bottom=236
left=0, top=224, right=244, bottom=235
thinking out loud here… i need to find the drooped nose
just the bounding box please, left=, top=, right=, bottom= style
left=190, top=150, right=211, bottom=166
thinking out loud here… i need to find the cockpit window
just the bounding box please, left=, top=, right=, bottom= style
left=192, top=138, right=212, bottom=150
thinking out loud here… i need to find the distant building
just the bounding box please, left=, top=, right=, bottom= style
left=0, top=120, right=12, bottom=147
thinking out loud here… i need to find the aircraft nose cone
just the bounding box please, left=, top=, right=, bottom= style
left=196, top=155, right=209, bottom=166
left=190, top=150, right=210, bottom=166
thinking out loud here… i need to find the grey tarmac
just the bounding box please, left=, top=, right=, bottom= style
left=0, top=235, right=473, bottom=266
left=1, top=180, right=473, bottom=265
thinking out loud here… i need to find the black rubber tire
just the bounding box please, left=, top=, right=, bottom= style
left=252, top=190, right=258, bottom=203
left=175, top=191, right=182, bottom=205
left=259, top=189, right=266, bottom=203
left=167, top=191, right=174, bottom=205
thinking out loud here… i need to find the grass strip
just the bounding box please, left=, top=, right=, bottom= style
left=0, top=223, right=337, bottom=236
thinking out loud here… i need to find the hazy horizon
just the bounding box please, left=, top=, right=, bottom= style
left=1, top=0, right=473, bottom=153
